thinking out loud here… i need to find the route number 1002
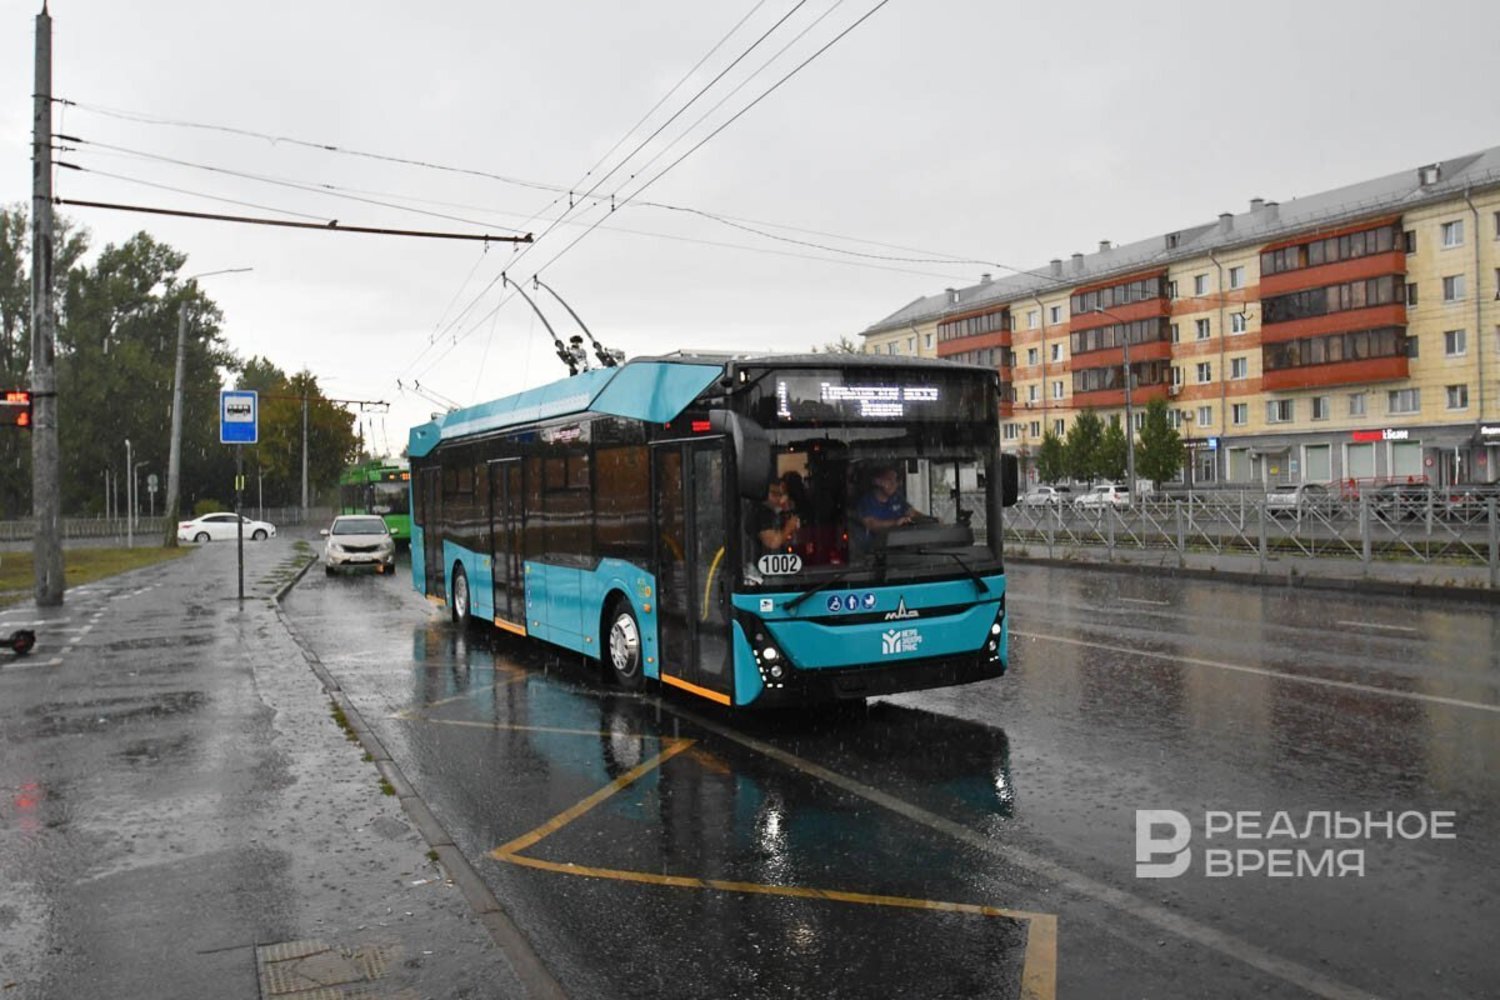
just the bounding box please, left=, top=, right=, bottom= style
left=757, top=553, right=803, bottom=575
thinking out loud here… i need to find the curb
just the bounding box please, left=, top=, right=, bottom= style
left=1008, top=553, right=1500, bottom=606
left=272, top=559, right=567, bottom=1000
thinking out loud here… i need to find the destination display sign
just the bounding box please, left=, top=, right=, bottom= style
left=754, top=369, right=988, bottom=424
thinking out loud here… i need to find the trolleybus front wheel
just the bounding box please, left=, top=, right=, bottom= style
left=606, top=599, right=644, bottom=691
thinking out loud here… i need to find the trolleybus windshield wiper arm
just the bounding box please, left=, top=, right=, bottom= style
left=928, top=549, right=990, bottom=594
left=783, top=570, right=853, bottom=613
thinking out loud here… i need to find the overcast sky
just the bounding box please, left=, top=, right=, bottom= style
left=3, top=0, right=1497, bottom=456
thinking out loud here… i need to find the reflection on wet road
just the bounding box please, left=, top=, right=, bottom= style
left=284, top=557, right=1500, bottom=999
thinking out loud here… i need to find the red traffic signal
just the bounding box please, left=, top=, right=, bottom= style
left=1, top=390, right=32, bottom=429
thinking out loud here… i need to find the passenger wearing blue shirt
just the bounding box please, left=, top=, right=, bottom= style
left=854, top=466, right=924, bottom=548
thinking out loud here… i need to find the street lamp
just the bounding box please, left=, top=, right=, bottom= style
left=165, top=267, right=252, bottom=546
left=1182, top=409, right=1195, bottom=491
left=1090, top=306, right=1136, bottom=503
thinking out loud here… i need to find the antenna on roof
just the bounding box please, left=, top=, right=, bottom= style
left=533, top=277, right=621, bottom=368
left=504, top=273, right=579, bottom=375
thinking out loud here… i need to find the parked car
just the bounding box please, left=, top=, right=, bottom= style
left=1371, top=483, right=1437, bottom=521
left=1265, top=482, right=1330, bottom=517
left=1443, top=483, right=1500, bottom=519
left=1073, top=483, right=1130, bottom=509
left=177, top=512, right=277, bottom=543
left=322, top=515, right=396, bottom=575
left=1021, top=485, right=1072, bottom=508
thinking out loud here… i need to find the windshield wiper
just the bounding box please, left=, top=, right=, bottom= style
left=783, top=570, right=854, bottom=614
left=930, top=550, right=991, bottom=595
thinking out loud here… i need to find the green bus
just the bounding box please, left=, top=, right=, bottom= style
left=338, top=462, right=412, bottom=543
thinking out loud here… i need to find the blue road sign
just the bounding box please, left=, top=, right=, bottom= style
left=220, top=390, right=258, bottom=444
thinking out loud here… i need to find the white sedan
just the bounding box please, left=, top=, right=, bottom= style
left=322, top=515, right=396, bottom=574
left=178, top=512, right=277, bottom=543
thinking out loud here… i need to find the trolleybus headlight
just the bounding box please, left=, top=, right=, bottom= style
left=990, top=623, right=1002, bottom=635
left=762, top=647, right=778, bottom=662
left=768, top=664, right=785, bottom=679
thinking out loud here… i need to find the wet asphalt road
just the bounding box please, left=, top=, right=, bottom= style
left=282, top=556, right=1500, bottom=999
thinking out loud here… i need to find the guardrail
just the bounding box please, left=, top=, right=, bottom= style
left=0, top=506, right=328, bottom=545
left=1003, top=492, right=1500, bottom=587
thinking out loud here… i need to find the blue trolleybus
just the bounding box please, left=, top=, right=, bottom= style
left=408, top=353, right=1018, bottom=708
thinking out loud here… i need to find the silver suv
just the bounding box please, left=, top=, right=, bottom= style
left=1073, top=483, right=1130, bottom=509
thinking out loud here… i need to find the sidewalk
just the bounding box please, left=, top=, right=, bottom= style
left=0, top=533, right=527, bottom=999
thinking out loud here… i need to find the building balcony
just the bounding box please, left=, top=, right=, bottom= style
left=1071, top=382, right=1171, bottom=409
left=1259, top=250, right=1406, bottom=297
left=1261, top=355, right=1409, bottom=391
left=1259, top=304, right=1406, bottom=343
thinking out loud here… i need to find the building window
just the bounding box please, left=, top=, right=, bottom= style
left=1193, top=274, right=1208, bottom=296
left=1443, top=275, right=1465, bottom=302
left=1228, top=266, right=1245, bottom=289
left=1027, top=310, right=1039, bottom=329
left=1406, top=282, right=1419, bottom=306
left=1003, top=423, right=1019, bottom=440
left=1049, top=305, right=1062, bottom=324
left=1406, top=336, right=1419, bottom=358
left=1171, top=365, right=1182, bottom=386
left=1197, top=405, right=1213, bottom=426
left=1446, top=384, right=1469, bottom=409
left=1195, top=318, right=1211, bottom=341
left=1053, top=419, right=1065, bottom=436
left=1444, top=329, right=1467, bottom=356
left=1494, top=211, right=1500, bottom=239
left=887, top=343, right=898, bottom=355
left=1387, top=388, right=1421, bottom=414
left=1441, top=220, right=1464, bottom=247
left=1029, top=421, right=1041, bottom=437
left=1230, top=357, right=1248, bottom=379
left=1266, top=399, right=1293, bottom=423
left=1230, top=312, right=1247, bottom=335
left=1052, top=380, right=1064, bottom=400
left=924, top=333, right=933, bottom=349
left=1404, top=229, right=1417, bottom=253
left=1195, top=362, right=1212, bottom=383
left=1050, top=343, right=1062, bottom=362
left=1348, top=392, right=1367, bottom=416
left=1166, top=280, right=1178, bottom=299
left=1231, top=403, right=1247, bottom=426
left=1170, top=323, right=1180, bottom=343
left=1311, top=396, right=1330, bottom=420
left=1026, top=347, right=1039, bottom=366
left=907, top=337, right=915, bottom=354
left=1028, top=384, right=1039, bottom=403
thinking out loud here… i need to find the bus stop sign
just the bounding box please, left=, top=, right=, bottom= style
left=220, top=390, right=258, bottom=444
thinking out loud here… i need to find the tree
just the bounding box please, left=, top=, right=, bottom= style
left=1062, top=409, right=1104, bottom=483
left=1099, top=421, right=1128, bottom=482
left=237, top=361, right=359, bottom=508
left=812, top=335, right=861, bottom=354
left=1036, top=430, right=1066, bottom=484
left=1136, top=397, right=1184, bottom=488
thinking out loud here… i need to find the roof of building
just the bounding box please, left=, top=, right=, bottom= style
left=861, top=145, right=1500, bottom=336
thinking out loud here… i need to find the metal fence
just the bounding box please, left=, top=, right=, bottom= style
left=0, top=506, right=327, bottom=545
left=1003, top=491, right=1500, bottom=587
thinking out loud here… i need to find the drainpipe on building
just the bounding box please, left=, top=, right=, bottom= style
left=1209, top=250, right=1229, bottom=483
left=1463, top=188, right=1485, bottom=426
left=1033, top=294, right=1048, bottom=434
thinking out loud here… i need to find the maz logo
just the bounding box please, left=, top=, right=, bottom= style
left=883, top=596, right=920, bottom=621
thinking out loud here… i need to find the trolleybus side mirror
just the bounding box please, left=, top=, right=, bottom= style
left=1000, top=454, right=1020, bottom=507
left=708, top=410, right=772, bottom=500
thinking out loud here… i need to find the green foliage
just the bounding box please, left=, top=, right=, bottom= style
left=1099, top=421, right=1128, bottom=482
left=192, top=498, right=226, bottom=515
left=812, top=335, right=862, bottom=354
left=1062, top=409, right=1104, bottom=482
left=237, top=359, right=359, bottom=506
left=1136, top=397, right=1184, bottom=487
left=1036, top=430, right=1066, bottom=484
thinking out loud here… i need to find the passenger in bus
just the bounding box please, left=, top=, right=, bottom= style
left=754, top=476, right=802, bottom=552
left=853, top=466, right=924, bottom=548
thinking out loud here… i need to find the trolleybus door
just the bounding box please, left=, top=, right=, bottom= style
left=487, top=458, right=524, bottom=629
left=652, top=440, right=733, bottom=701
left=419, top=467, right=444, bottom=597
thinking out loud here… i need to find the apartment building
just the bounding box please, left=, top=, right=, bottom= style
left=859, top=148, right=1500, bottom=488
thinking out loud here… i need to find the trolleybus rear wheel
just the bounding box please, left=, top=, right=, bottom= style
left=451, top=565, right=471, bottom=625
left=606, top=600, right=644, bottom=691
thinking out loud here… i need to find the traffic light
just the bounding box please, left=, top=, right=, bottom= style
left=1, top=390, right=32, bottom=429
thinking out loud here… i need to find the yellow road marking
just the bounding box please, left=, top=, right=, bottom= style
left=489, top=733, right=1055, bottom=998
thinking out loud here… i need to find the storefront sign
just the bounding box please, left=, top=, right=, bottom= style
left=1351, top=428, right=1409, bottom=443
left=1480, top=425, right=1500, bottom=439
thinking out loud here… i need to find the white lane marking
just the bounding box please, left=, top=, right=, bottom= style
left=1012, top=629, right=1499, bottom=715
left=1334, top=621, right=1418, bottom=634
left=1118, top=597, right=1170, bottom=607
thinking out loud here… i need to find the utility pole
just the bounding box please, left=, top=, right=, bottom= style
left=30, top=3, right=63, bottom=605
left=300, top=390, right=308, bottom=517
